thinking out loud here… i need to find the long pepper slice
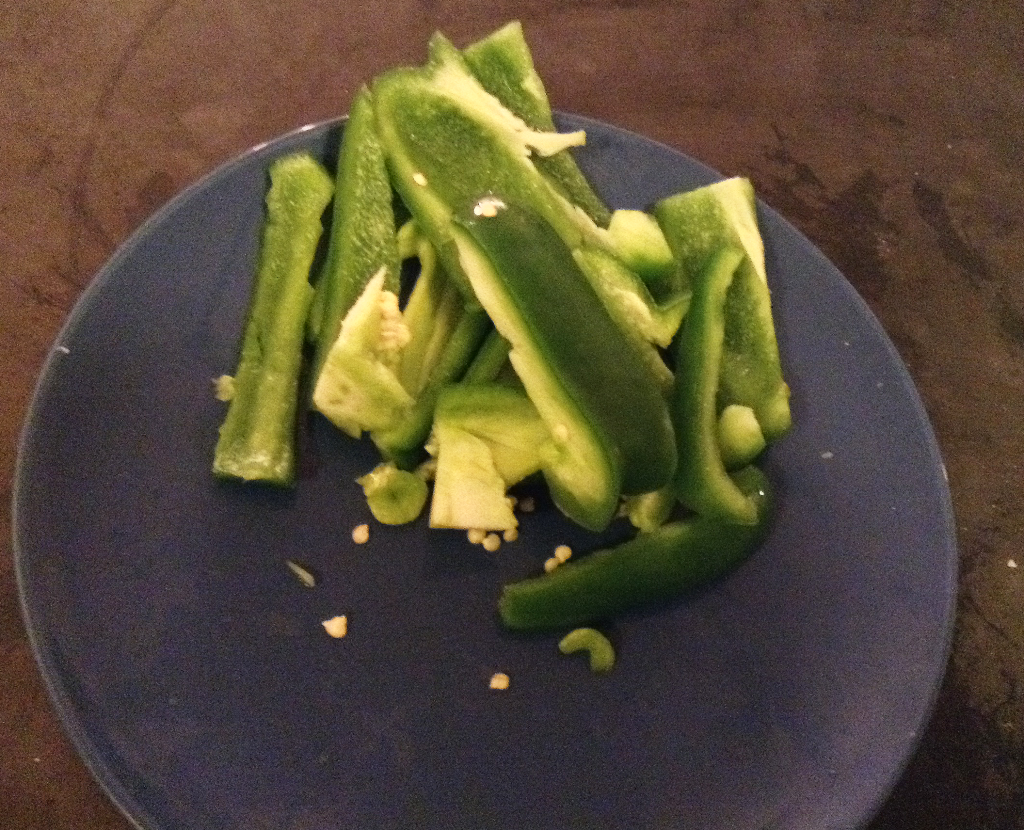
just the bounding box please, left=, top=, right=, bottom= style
left=213, top=152, right=333, bottom=485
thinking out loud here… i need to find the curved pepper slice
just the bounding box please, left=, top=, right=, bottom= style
left=672, top=247, right=762, bottom=524
left=452, top=198, right=676, bottom=530
left=498, top=465, right=772, bottom=631
left=655, top=177, right=791, bottom=441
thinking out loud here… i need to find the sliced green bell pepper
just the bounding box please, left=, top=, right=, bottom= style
left=461, top=20, right=612, bottom=227
left=451, top=198, right=676, bottom=530
left=671, top=247, right=763, bottom=524
left=499, top=465, right=772, bottom=631
left=460, top=328, right=512, bottom=384
left=371, top=34, right=603, bottom=300
left=655, top=176, right=791, bottom=441
left=370, top=303, right=492, bottom=469
left=428, top=383, right=547, bottom=531
left=308, top=86, right=400, bottom=387
left=213, top=152, right=333, bottom=486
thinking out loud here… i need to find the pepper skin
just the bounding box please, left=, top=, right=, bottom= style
left=453, top=198, right=677, bottom=530
left=498, top=465, right=772, bottom=631
left=213, top=152, right=333, bottom=486
left=671, top=247, right=763, bottom=525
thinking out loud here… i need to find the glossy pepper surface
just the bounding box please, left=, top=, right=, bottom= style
left=671, top=247, right=764, bottom=524
left=655, top=177, right=791, bottom=441
left=498, top=465, right=772, bottom=631
left=453, top=198, right=676, bottom=529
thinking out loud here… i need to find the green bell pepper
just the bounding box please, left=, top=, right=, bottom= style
left=213, top=152, right=333, bottom=485
left=499, top=465, right=772, bottom=631
left=655, top=176, right=791, bottom=441
left=451, top=197, right=676, bottom=530
left=461, top=20, right=612, bottom=226
left=371, top=33, right=603, bottom=301
left=671, top=247, right=764, bottom=524
left=308, top=86, right=400, bottom=387
left=370, top=303, right=492, bottom=469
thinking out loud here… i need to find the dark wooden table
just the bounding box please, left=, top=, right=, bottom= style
left=3, top=2, right=1022, bottom=828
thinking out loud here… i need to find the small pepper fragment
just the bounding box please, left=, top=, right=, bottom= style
left=356, top=461, right=429, bottom=525
left=558, top=627, right=616, bottom=673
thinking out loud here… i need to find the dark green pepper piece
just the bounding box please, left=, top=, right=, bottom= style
left=452, top=198, right=676, bottom=529
left=461, top=21, right=612, bottom=226
left=655, top=177, right=791, bottom=441
left=498, top=465, right=772, bottom=631
left=371, top=35, right=600, bottom=301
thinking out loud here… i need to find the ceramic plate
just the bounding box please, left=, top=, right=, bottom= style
left=14, top=115, right=957, bottom=830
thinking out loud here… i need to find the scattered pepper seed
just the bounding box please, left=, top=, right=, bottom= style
left=554, top=544, right=572, bottom=563
left=543, top=557, right=559, bottom=573
left=519, top=496, right=535, bottom=513
left=503, top=527, right=519, bottom=543
left=489, top=672, right=510, bottom=690
left=473, top=196, right=505, bottom=217
left=482, top=533, right=501, bottom=552
left=322, top=615, right=348, bottom=638
left=467, top=528, right=487, bottom=545
left=213, top=374, right=236, bottom=402
left=352, top=524, right=370, bottom=544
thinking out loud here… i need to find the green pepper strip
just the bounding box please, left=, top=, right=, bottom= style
left=460, top=328, right=512, bottom=385
left=461, top=21, right=612, bottom=226
left=671, top=243, right=761, bottom=521
left=371, top=305, right=492, bottom=469
left=672, top=247, right=761, bottom=525
left=457, top=199, right=676, bottom=500
left=213, top=152, right=333, bottom=486
left=654, top=177, right=791, bottom=441
left=498, top=465, right=771, bottom=631
left=308, top=86, right=400, bottom=386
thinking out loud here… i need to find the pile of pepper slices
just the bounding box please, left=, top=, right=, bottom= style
left=212, top=22, right=792, bottom=632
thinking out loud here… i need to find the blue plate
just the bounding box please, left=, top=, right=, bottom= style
left=13, top=115, right=957, bottom=830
